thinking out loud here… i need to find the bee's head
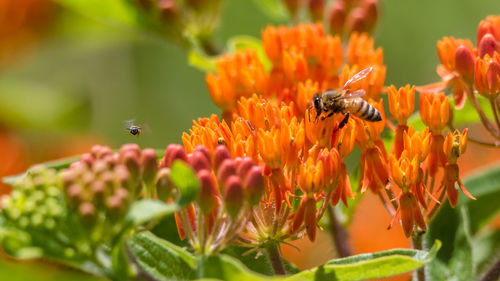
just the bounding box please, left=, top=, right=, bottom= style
left=313, top=93, right=322, bottom=116
left=130, top=126, right=140, bottom=136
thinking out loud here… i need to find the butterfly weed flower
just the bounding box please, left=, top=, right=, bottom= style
left=388, top=85, right=415, bottom=158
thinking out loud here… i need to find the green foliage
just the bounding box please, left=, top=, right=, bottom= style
left=170, top=160, right=200, bottom=206
left=129, top=230, right=439, bottom=281
left=425, top=165, right=500, bottom=280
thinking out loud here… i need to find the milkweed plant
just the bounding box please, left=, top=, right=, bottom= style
left=1, top=1, right=500, bottom=281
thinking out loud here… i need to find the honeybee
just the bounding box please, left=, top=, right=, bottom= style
left=310, top=67, right=382, bottom=130
left=124, top=119, right=147, bottom=136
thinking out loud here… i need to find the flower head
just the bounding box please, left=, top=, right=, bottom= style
left=387, top=84, right=415, bottom=125
left=419, top=92, right=450, bottom=134
left=474, top=53, right=500, bottom=99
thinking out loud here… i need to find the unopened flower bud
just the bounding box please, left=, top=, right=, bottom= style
left=362, top=0, right=378, bottom=32
left=329, top=1, right=346, bottom=34
left=156, top=168, right=173, bottom=201
left=478, top=33, right=498, bottom=58
left=61, top=170, right=76, bottom=189
left=141, top=148, right=158, bottom=185
left=92, top=160, right=108, bottom=175
left=243, top=166, right=264, bottom=206
left=455, top=45, right=475, bottom=82
left=80, top=153, right=94, bottom=167
left=283, top=0, right=300, bottom=19
left=347, top=8, right=366, bottom=33
left=188, top=150, right=211, bottom=172
left=217, top=159, right=237, bottom=187
left=114, top=165, right=130, bottom=188
left=120, top=143, right=141, bottom=159
left=194, top=145, right=212, bottom=166
left=106, top=195, right=125, bottom=221
left=308, top=0, right=325, bottom=22
left=115, top=187, right=129, bottom=202
left=196, top=169, right=217, bottom=213
left=477, top=20, right=496, bottom=47
left=214, top=145, right=231, bottom=172
left=91, top=181, right=106, bottom=206
left=67, top=184, right=83, bottom=207
left=161, top=144, right=187, bottom=168
left=236, top=157, right=254, bottom=179
left=158, top=0, right=180, bottom=23
left=223, top=175, right=244, bottom=218
left=78, top=202, right=96, bottom=226
left=123, top=150, right=140, bottom=180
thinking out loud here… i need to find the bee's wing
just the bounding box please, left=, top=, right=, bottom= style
left=342, top=67, right=373, bottom=88
left=124, top=119, right=136, bottom=129
left=343, top=89, right=366, bottom=99
left=142, top=123, right=152, bottom=133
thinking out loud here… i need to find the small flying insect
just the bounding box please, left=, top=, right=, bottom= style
left=124, top=119, right=147, bottom=136
left=309, top=66, right=382, bottom=131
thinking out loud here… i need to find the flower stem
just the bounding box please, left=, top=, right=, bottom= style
left=264, top=241, right=286, bottom=275
left=412, top=231, right=426, bottom=281
left=327, top=205, right=352, bottom=258
left=479, top=257, right=500, bottom=281
left=491, top=98, right=500, bottom=132
left=466, top=85, right=500, bottom=138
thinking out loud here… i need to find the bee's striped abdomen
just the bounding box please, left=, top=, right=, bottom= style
left=348, top=99, right=382, bottom=122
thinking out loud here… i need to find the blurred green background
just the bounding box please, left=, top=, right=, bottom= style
left=1, top=0, right=500, bottom=280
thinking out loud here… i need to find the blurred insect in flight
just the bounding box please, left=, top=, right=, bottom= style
left=124, top=119, right=146, bottom=136
left=309, top=66, right=382, bottom=130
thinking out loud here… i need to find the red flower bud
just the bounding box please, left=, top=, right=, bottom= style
left=478, top=33, right=498, bottom=58
left=243, top=166, right=264, bottom=206
left=161, top=144, right=187, bottom=168
left=223, top=175, right=243, bottom=218
left=197, top=169, right=217, bottom=213
left=217, top=159, right=237, bottom=187
left=477, top=20, right=496, bottom=47
left=123, top=151, right=141, bottom=179
left=188, top=150, right=211, bottom=172
left=455, top=45, right=475, bottom=82
left=236, top=157, right=254, bottom=179
left=194, top=145, right=211, bottom=166
left=214, top=145, right=231, bottom=172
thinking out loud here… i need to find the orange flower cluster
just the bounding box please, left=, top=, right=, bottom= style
left=185, top=23, right=387, bottom=243
left=384, top=87, right=474, bottom=237
left=421, top=14, right=500, bottom=141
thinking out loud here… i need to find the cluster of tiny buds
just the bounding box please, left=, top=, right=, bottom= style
left=61, top=144, right=159, bottom=228
left=1, top=167, right=63, bottom=232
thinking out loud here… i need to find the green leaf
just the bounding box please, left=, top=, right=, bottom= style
left=250, top=0, right=289, bottom=21
left=196, top=254, right=270, bottom=281
left=128, top=231, right=195, bottom=281
left=53, top=0, right=143, bottom=29
left=222, top=245, right=299, bottom=276
left=227, top=36, right=272, bottom=71
left=111, top=241, right=133, bottom=281
left=286, top=241, right=440, bottom=281
left=125, top=199, right=179, bottom=229
left=170, top=160, right=200, bottom=206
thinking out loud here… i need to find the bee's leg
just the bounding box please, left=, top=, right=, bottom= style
left=334, top=112, right=350, bottom=132
left=320, top=112, right=334, bottom=121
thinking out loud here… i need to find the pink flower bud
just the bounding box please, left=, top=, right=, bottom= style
left=362, top=0, right=378, bottom=32
left=78, top=202, right=96, bottom=226
left=67, top=184, right=83, bottom=207
left=92, top=160, right=108, bottom=175
left=217, top=159, right=237, bottom=187
left=455, top=45, right=475, bottom=82
left=224, top=175, right=244, bottom=218
left=161, top=144, right=187, bottom=168
left=91, top=181, right=106, bottom=206
left=114, top=165, right=130, bottom=188
left=329, top=1, right=346, bottom=34
left=243, top=166, right=264, bottom=206
left=61, top=170, right=76, bottom=189
left=478, top=33, right=498, bottom=58
left=123, top=151, right=141, bottom=178
left=141, top=148, right=158, bottom=185
left=194, top=145, right=211, bottom=166
left=347, top=8, right=366, bottom=34
left=156, top=168, right=173, bottom=201
left=196, top=169, right=217, bottom=213
left=214, top=145, right=231, bottom=172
